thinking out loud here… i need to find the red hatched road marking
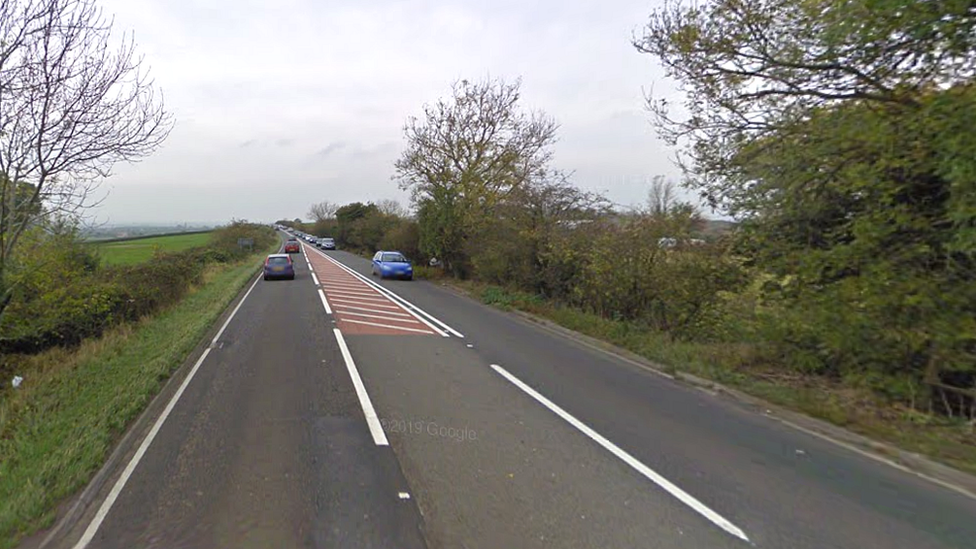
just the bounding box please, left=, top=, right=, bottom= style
left=304, top=245, right=435, bottom=336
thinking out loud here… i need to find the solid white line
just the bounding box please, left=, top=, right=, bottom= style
left=211, top=275, right=262, bottom=345
left=329, top=297, right=402, bottom=310
left=318, top=289, right=332, bottom=314
left=333, top=328, right=389, bottom=446
left=341, top=318, right=435, bottom=334
left=307, top=248, right=454, bottom=337
left=490, top=364, right=750, bottom=543
left=333, top=304, right=411, bottom=317
left=73, top=274, right=263, bottom=549
left=314, top=249, right=462, bottom=338
left=311, top=272, right=319, bottom=286
left=339, top=310, right=420, bottom=322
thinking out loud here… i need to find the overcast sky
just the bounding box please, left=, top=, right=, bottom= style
left=93, top=0, right=684, bottom=225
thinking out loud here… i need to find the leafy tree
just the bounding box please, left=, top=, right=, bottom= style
left=637, top=0, right=976, bottom=396
left=468, top=174, right=609, bottom=294
left=333, top=202, right=396, bottom=251
left=311, top=219, right=338, bottom=238
left=395, top=78, right=559, bottom=276
left=635, top=0, right=974, bottom=212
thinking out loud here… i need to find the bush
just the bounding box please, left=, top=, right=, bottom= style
left=210, top=220, right=277, bottom=258
left=0, top=222, right=274, bottom=355
left=573, top=219, right=745, bottom=340
left=379, top=219, right=422, bottom=260
left=467, top=221, right=538, bottom=288
left=108, top=251, right=206, bottom=322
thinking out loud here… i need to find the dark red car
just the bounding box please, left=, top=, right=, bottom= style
left=284, top=238, right=300, bottom=253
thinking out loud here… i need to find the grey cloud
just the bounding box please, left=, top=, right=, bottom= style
left=350, top=142, right=398, bottom=159
left=315, top=142, right=348, bottom=158
left=93, top=0, right=684, bottom=224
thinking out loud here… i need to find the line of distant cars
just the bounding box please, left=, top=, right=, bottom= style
left=266, top=226, right=414, bottom=282
left=280, top=229, right=336, bottom=251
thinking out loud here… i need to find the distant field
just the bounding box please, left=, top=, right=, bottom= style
left=95, top=232, right=213, bottom=265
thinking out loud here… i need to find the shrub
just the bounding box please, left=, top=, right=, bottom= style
left=573, top=220, right=745, bottom=340
left=210, top=220, right=276, bottom=257
left=380, top=219, right=422, bottom=260
left=0, top=222, right=273, bottom=355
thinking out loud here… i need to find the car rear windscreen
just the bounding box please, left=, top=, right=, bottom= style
left=269, top=257, right=289, bottom=265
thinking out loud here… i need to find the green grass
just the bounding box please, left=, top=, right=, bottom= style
left=94, top=232, right=213, bottom=265
left=0, top=252, right=268, bottom=548
left=452, top=280, right=976, bottom=477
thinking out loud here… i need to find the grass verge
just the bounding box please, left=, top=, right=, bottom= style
left=94, top=231, right=213, bottom=265
left=0, top=252, right=265, bottom=548
left=450, top=280, right=976, bottom=477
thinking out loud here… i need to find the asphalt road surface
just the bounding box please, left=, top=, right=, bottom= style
left=45, top=235, right=976, bottom=549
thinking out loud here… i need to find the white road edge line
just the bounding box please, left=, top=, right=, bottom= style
left=333, top=328, right=389, bottom=446
left=333, top=304, right=412, bottom=317
left=213, top=276, right=262, bottom=344
left=490, top=364, right=750, bottom=543
left=316, top=249, right=460, bottom=337
left=318, top=289, right=332, bottom=314
left=73, top=274, right=263, bottom=549
left=341, top=318, right=436, bottom=334
left=308, top=247, right=457, bottom=337
left=311, top=272, right=319, bottom=286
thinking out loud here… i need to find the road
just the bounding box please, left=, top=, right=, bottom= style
left=45, top=235, right=976, bottom=549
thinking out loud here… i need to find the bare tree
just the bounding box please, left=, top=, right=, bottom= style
left=0, top=0, right=172, bottom=314
left=644, top=175, right=700, bottom=218
left=307, top=200, right=338, bottom=222
left=645, top=176, right=678, bottom=218
left=374, top=198, right=407, bottom=218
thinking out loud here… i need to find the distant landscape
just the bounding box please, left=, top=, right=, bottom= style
left=95, top=231, right=214, bottom=266
left=81, top=224, right=215, bottom=241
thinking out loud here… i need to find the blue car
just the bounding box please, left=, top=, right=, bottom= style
left=263, top=253, right=295, bottom=280
left=371, top=250, right=413, bottom=280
